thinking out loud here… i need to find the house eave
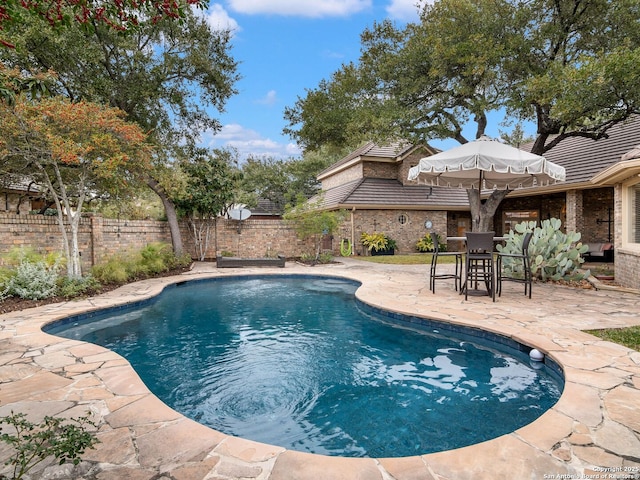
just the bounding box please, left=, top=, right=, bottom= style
left=591, top=158, right=640, bottom=185
left=326, top=203, right=470, bottom=211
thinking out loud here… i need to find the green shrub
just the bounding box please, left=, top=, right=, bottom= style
left=497, top=218, right=590, bottom=282
left=0, top=412, right=98, bottom=480
left=57, top=276, right=102, bottom=299
left=2, top=247, right=63, bottom=270
left=300, top=252, right=315, bottom=262
left=90, top=255, right=130, bottom=284
left=91, top=243, right=190, bottom=284
left=7, top=258, right=60, bottom=300
left=139, top=242, right=173, bottom=274
left=318, top=252, right=334, bottom=264
left=0, top=267, right=15, bottom=301
left=360, top=232, right=396, bottom=252
left=415, top=233, right=447, bottom=252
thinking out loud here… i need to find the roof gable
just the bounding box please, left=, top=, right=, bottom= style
left=318, top=141, right=436, bottom=180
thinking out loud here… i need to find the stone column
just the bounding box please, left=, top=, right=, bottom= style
left=565, top=190, right=584, bottom=233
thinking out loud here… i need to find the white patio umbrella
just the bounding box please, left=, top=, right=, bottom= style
left=407, top=135, right=566, bottom=189
left=407, top=135, right=566, bottom=231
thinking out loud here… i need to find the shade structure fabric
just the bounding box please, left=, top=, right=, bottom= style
left=407, top=136, right=566, bottom=189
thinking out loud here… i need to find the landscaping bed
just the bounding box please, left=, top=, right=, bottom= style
left=0, top=265, right=192, bottom=315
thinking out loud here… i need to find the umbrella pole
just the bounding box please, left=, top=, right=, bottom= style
left=474, top=171, right=483, bottom=231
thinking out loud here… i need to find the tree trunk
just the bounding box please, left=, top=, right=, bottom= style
left=466, top=188, right=510, bottom=232
left=145, top=176, right=184, bottom=256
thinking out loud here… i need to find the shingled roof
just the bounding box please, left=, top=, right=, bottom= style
left=318, top=178, right=469, bottom=210
left=530, top=116, right=640, bottom=186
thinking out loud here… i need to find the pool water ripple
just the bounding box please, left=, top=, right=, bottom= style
left=45, top=276, right=563, bottom=458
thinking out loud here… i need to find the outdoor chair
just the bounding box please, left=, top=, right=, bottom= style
left=496, top=231, right=533, bottom=298
left=428, top=231, right=463, bottom=293
left=463, top=232, right=495, bottom=301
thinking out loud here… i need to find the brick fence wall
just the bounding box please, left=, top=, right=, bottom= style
left=0, top=213, right=315, bottom=272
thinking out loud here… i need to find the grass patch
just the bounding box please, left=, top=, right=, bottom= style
left=585, top=326, right=640, bottom=352
left=351, top=254, right=457, bottom=265
left=353, top=254, right=430, bottom=265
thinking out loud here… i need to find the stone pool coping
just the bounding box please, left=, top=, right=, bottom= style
left=1, top=259, right=639, bottom=480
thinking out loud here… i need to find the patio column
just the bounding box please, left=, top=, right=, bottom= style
left=565, top=190, right=584, bottom=234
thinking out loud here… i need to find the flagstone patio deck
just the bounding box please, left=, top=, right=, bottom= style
left=1, top=258, right=639, bottom=480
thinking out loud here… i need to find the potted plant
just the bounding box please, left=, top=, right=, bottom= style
left=361, top=232, right=396, bottom=256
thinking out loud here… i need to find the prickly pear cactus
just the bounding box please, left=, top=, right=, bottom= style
left=497, top=218, right=590, bottom=282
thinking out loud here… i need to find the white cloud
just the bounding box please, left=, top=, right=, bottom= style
left=256, top=90, right=278, bottom=106
left=385, top=0, right=431, bottom=21
left=226, top=0, right=371, bottom=17
left=204, top=123, right=302, bottom=160
left=205, top=4, right=240, bottom=33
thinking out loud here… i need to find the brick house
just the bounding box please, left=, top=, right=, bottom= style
left=0, top=181, right=46, bottom=214
left=317, top=119, right=640, bottom=289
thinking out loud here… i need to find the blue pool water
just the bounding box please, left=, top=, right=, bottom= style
left=46, top=276, right=563, bottom=458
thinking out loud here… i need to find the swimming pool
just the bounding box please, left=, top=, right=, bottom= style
left=45, top=275, right=563, bottom=458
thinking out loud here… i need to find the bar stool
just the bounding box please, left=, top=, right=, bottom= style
left=428, top=231, right=463, bottom=293
left=463, top=232, right=495, bottom=301
left=496, top=231, right=533, bottom=298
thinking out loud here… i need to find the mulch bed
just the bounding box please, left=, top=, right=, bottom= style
left=0, top=265, right=191, bottom=315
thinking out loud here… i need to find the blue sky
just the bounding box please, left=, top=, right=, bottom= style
left=198, top=0, right=513, bottom=160
left=195, top=0, right=428, bottom=159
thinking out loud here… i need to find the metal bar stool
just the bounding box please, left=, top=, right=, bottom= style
left=496, top=231, right=533, bottom=298
left=463, top=232, right=495, bottom=301
left=428, top=231, right=463, bottom=293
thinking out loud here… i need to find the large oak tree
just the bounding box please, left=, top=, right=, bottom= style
left=1, top=8, right=240, bottom=254
left=284, top=0, right=640, bottom=230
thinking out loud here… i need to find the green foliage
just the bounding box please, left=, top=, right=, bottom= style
left=239, top=151, right=336, bottom=213
left=175, top=147, right=239, bottom=219
left=284, top=197, right=347, bottom=258
left=0, top=248, right=64, bottom=300
left=2, top=247, right=62, bottom=269
left=299, top=252, right=334, bottom=264
left=0, top=248, right=63, bottom=300
left=0, top=411, right=98, bottom=480
left=318, top=252, right=334, bottom=264
left=284, top=0, right=640, bottom=154
left=91, top=243, right=190, bottom=284
left=57, top=276, right=101, bottom=299
left=0, top=268, right=13, bottom=302
left=90, top=258, right=129, bottom=285
left=415, top=233, right=447, bottom=253
left=497, top=218, right=590, bottom=282
left=585, top=326, right=640, bottom=352
left=7, top=260, right=60, bottom=300
left=360, top=232, right=396, bottom=253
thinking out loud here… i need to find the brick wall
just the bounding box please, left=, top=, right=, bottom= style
left=335, top=209, right=448, bottom=255
left=204, top=218, right=311, bottom=259
left=615, top=249, right=640, bottom=289
left=362, top=162, right=397, bottom=179
left=320, top=164, right=362, bottom=190
left=0, top=213, right=315, bottom=271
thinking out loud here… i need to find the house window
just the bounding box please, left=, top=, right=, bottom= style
left=398, top=213, right=408, bottom=225
left=503, top=210, right=539, bottom=233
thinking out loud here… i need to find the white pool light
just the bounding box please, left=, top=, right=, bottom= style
left=529, top=349, right=544, bottom=362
